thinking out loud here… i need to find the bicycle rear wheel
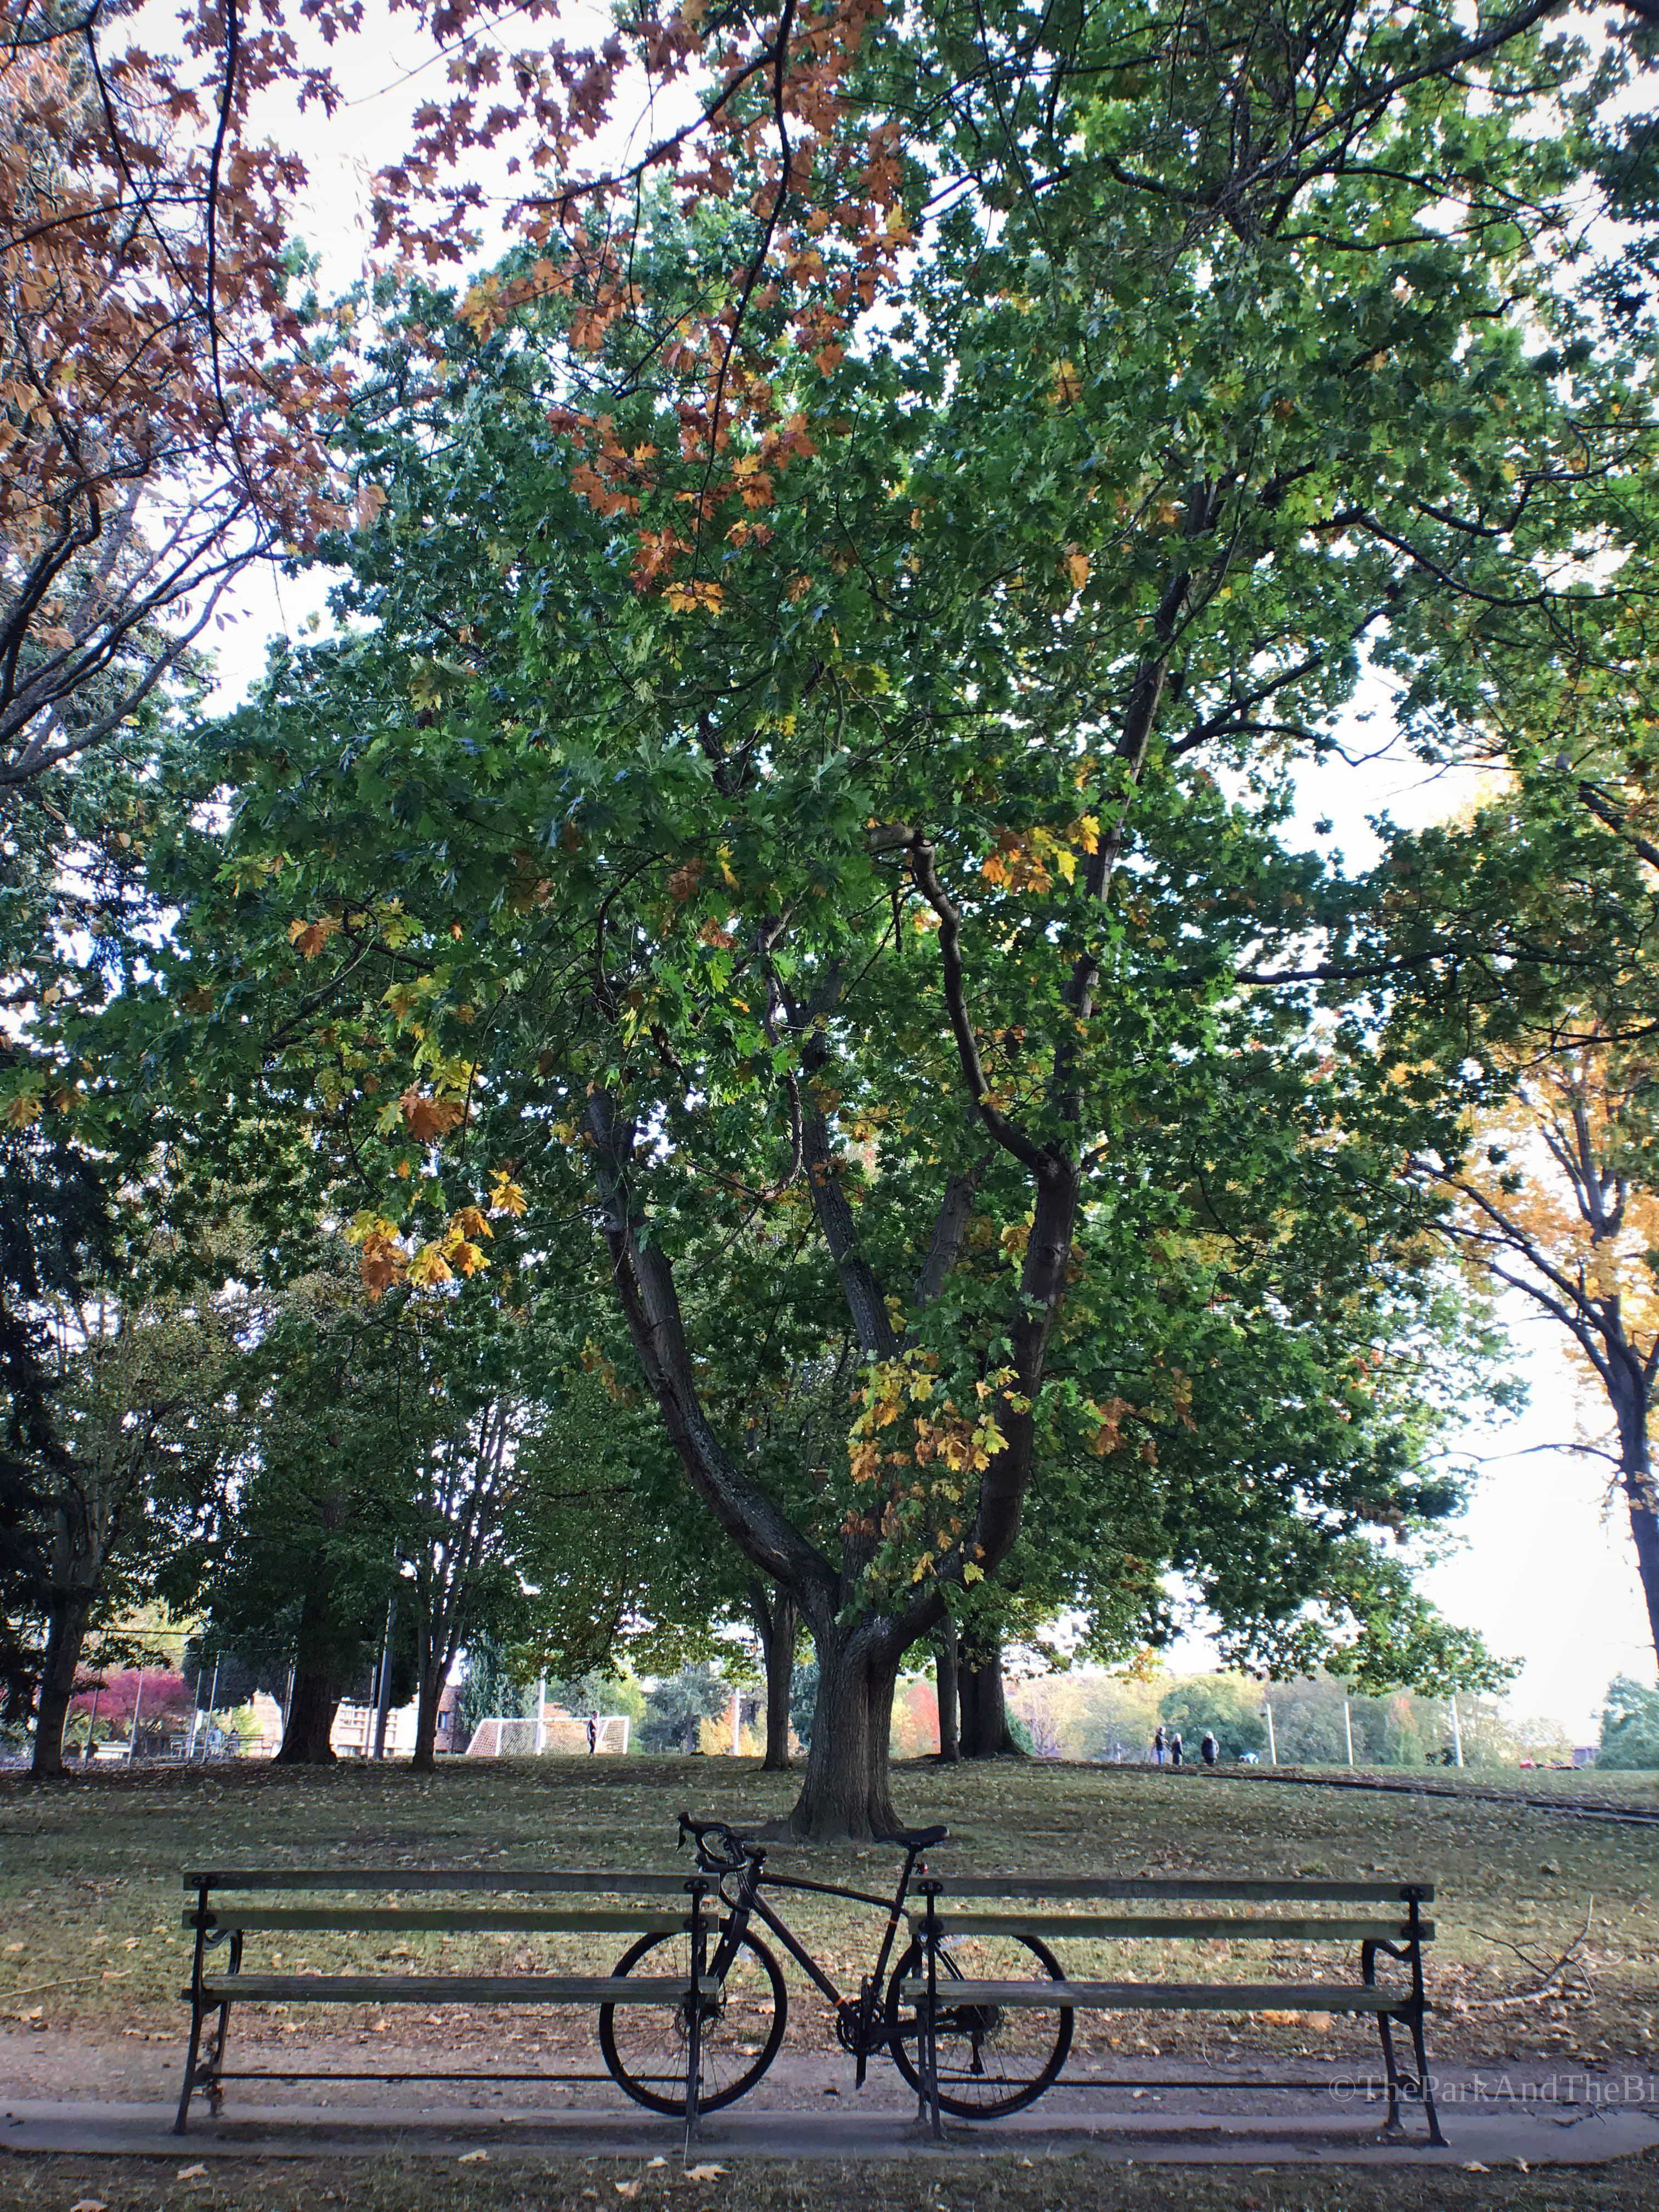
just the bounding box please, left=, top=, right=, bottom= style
left=885, top=1931, right=1072, bottom=2117
left=599, top=1926, right=787, bottom=2116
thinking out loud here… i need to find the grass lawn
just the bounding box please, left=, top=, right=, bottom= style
left=2, top=1753, right=1655, bottom=2072
left=1, top=2152, right=1658, bottom=2212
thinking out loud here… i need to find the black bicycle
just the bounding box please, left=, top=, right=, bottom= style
left=598, top=1812, right=1073, bottom=2119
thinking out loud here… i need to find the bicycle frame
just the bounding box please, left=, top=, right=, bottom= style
left=708, top=1849, right=929, bottom=2080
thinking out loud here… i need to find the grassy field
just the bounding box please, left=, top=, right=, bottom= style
left=2, top=1753, right=1655, bottom=2068
left=1, top=2152, right=1658, bottom=2212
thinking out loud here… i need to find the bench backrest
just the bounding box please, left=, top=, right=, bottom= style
left=182, top=1869, right=695, bottom=1894
left=180, top=1869, right=706, bottom=1936
left=925, top=1877, right=1432, bottom=1902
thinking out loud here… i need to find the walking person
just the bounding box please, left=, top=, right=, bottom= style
left=586, top=1713, right=599, bottom=1754
left=1170, top=1731, right=1184, bottom=1768
left=1152, top=1724, right=1166, bottom=1766
left=1200, top=1730, right=1218, bottom=1768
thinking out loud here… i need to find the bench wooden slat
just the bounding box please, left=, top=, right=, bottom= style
left=910, top=1914, right=1431, bottom=1943
left=183, top=1908, right=689, bottom=1934
left=899, top=1979, right=1402, bottom=2013
left=181, top=1870, right=693, bottom=1895
left=198, top=1974, right=718, bottom=2006
left=927, top=1877, right=1433, bottom=1903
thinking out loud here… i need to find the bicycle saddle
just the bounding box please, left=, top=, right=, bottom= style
left=881, top=1824, right=949, bottom=1849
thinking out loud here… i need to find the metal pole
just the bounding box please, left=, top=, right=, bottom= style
left=535, top=1675, right=546, bottom=1755
left=730, top=1689, right=741, bottom=1756
left=197, top=1659, right=221, bottom=1760
left=127, top=1669, right=145, bottom=1763
left=1263, top=1691, right=1277, bottom=1767
left=373, top=1595, right=397, bottom=1759
left=1449, top=1695, right=1464, bottom=1768
left=1344, top=1698, right=1355, bottom=1768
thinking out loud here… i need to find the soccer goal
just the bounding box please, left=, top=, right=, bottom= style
left=465, top=1713, right=631, bottom=1757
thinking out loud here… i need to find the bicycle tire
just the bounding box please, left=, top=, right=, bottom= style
left=599, top=1925, right=787, bottom=2116
left=884, top=1930, right=1073, bottom=2117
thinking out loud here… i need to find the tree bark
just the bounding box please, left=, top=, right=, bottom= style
left=275, top=1663, right=340, bottom=1763
left=787, top=1621, right=902, bottom=1841
left=958, top=1637, right=1023, bottom=1758
left=30, top=1587, right=93, bottom=1779
left=1611, top=1361, right=1659, bottom=1670
left=410, top=1657, right=445, bottom=1771
left=935, top=1630, right=960, bottom=1762
left=751, top=1582, right=799, bottom=1771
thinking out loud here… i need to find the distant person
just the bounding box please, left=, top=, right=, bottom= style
left=1200, top=1731, right=1218, bottom=1768
left=587, top=1714, right=599, bottom=1754
left=1152, top=1725, right=1167, bottom=1766
left=1170, top=1731, right=1184, bottom=1768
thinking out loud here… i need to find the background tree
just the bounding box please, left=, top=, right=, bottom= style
left=639, top=1663, right=733, bottom=1754
left=1408, top=1028, right=1659, bottom=1669
left=454, top=1633, right=536, bottom=1750
left=1597, top=1673, right=1659, bottom=1767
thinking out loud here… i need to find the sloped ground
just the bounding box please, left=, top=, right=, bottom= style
left=2, top=1754, right=1654, bottom=2087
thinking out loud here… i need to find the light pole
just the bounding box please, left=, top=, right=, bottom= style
left=372, top=1595, right=397, bottom=1759
left=1344, top=1698, right=1355, bottom=1769
left=1262, top=1690, right=1277, bottom=1767
left=1448, top=1695, right=1464, bottom=1769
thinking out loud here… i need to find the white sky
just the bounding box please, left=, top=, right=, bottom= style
left=189, top=1, right=1656, bottom=1740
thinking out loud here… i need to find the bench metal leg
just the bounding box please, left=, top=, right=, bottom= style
left=682, top=1879, right=707, bottom=2157
left=1362, top=1942, right=1404, bottom=2136
left=1406, top=1998, right=1446, bottom=2147
left=1374, top=2009, right=1407, bottom=2137
left=173, top=1999, right=207, bottom=2135
left=915, top=1883, right=943, bottom=2141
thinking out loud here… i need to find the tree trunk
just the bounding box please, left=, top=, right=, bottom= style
left=30, top=1588, right=93, bottom=1779
left=786, top=1622, right=902, bottom=1841
left=935, top=1631, right=960, bottom=1762
left=275, top=1664, right=340, bottom=1763
left=1612, top=1364, right=1659, bottom=1671
left=959, top=1637, right=1023, bottom=1758
left=409, top=1658, right=445, bottom=1772
left=751, top=1582, right=799, bottom=1771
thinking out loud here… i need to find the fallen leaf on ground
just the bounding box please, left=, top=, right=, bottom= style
left=176, top=2165, right=208, bottom=2179
left=683, top=2166, right=727, bottom=2181
left=1462, top=2162, right=1490, bottom=2173
left=614, top=2183, right=642, bottom=2200
left=70, top=2199, right=107, bottom=2210
left=458, top=2151, right=489, bottom=2164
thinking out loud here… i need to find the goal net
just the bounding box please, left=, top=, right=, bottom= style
left=464, top=1714, right=631, bottom=1757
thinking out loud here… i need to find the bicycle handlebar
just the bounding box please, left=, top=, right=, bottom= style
left=677, top=1809, right=759, bottom=1871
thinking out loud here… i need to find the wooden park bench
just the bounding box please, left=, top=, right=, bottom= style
left=176, top=1867, right=719, bottom=2144
left=904, top=1874, right=1444, bottom=2144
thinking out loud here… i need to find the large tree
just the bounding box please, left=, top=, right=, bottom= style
left=70, top=0, right=1659, bottom=1834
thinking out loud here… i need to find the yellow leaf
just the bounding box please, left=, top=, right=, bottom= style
left=407, top=1242, right=454, bottom=1288
left=489, top=1171, right=529, bottom=1216
left=962, top=1562, right=984, bottom=1584
left=663, top=579, right=724, bottom=614
left=1064, top=548, right=1090, bottom=590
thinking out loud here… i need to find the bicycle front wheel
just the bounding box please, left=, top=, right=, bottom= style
left=599, top=1926, right=787, bottom=2116
left=885, top=1931, right=1073, bottom=2117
